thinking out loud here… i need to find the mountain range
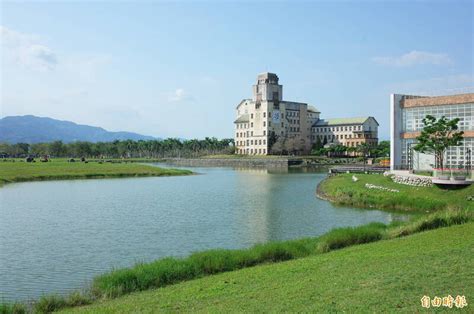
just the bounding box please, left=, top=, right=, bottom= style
left=0, top=115, right=157, bottom=144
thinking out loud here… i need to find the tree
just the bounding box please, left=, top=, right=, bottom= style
left=271, top=137, right=286, bottom=155
left=268, top=131, right=279, bottom=154
left=313, top=137, right=323, bottom=151
left=356, top=143, right=371, bottom=158
left=49, top=141, right=66, bottom=157
left=373, top=140, right=389, bottom=157
left=414, top=115, right=464, bottom=170
left=285, top=137, right=298, bottom=155
left=311, top=137, right=325, bottom=155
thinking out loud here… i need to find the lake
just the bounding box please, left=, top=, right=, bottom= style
left=0, top=165, right=406, bottom=301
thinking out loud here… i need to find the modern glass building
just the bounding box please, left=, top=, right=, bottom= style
left=390, top=93, right=474, bottom=171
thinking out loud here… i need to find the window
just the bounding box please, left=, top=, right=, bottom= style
left=263, top=112, right=266, bottom=118
left=251, top=131, right=253, bottom=136
left=251, top=140, right=253, bottom=145
left=263, top=139, right=266, bottom=145
left=263, top=121, right=266, bottom=127
left=251, top=122, right=253, bottom=127
left=263, top=130, right=266, bottom=135
left=281, top=122, right=284, bottom=127
left=259, top=139, right=262, bottom=145
left=251, top=114, right=253, bottom=119
left=269, top=121, right=272, bottom=127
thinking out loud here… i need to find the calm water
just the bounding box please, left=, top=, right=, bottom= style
left=0, top=165, right=406, bottom=301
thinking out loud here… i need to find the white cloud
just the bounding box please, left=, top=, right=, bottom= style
left=168, top=88, right=193, bottom=102
left=373, top=50, right=452, bottom=67
left=1, top=25, right=58, bottom=71
left=388, top=74, right=474, bottom=95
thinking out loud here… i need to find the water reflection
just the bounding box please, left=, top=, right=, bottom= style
left=0, top=165, right=406, bottom=301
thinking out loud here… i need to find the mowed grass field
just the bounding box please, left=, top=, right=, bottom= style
left=63, top=223, right=474, bottom=313
left=0, top=160, right=192, bottom=184
left=319, top=173, right=474, bottom=212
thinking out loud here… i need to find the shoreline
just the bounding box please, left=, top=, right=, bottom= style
left=316, top=173, right=474, bottom=212
left=0, top=161, right=193, bottom=186
left=315, top=175, right=332, bottom=202
left=3, top=167, right=472, bottom=312
left=0, top=172, right=193, bottom=186
left=3, top=209, right=471, bottom=312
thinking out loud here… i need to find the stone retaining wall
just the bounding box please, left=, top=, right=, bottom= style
left=390, top=174, right=433, bottom=187
left=164, top=158, right=291, bottom=168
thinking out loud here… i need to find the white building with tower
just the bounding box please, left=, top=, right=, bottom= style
left=234, top=72, right=378, bottom=155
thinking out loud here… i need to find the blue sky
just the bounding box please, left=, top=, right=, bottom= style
left=1, top=1, right=473, bottom=140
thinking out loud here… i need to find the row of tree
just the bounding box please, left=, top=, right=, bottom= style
left=310, top=140, right=390, bottom=158
left=0, top=138, right=235, bottom=158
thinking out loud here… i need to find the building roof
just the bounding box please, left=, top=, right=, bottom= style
left=401, top=93, right=474, bottom=108
left=234, top=114, right=249, bottom=124
left=314, top=117, right=378, bottom=126
left=235, top=99, right=251, bottom=109
left=307, top=105, right=320, bottom=113
left=257, top=72, right=279, bottom=80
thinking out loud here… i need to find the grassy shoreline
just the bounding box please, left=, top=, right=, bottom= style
left=2, top=171, right=473, bottom=312
left=317, top=173, right=474, bottom=212
left=62, top=223, right=473, bottom=313
left=2, top=209, right=471, bottom=313
left=0, top=160, right=192, bottom=185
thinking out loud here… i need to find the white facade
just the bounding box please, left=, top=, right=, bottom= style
left=234, top=73, right=318, bottom=155
left=234, top=73, right=378, bottom=155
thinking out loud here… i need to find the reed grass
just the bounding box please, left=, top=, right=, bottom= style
left=2, top=209, right=469, bottom=313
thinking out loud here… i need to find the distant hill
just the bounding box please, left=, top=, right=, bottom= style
left=0, top=115, right=158, bottom=143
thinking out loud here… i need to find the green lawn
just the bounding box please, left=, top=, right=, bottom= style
left=0, top=160, right=192, bottom=184
left=63, top=223, right=474, bottom=313
left=319, top=173, right=474, bottom=212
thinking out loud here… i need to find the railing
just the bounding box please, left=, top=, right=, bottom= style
left=329, top=166, right=389, bottom=174
left=433, top=168, right=473, bottom=180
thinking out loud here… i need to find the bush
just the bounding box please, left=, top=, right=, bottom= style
left=388, top=210, right=473, bottom=238
left=35, top=295, right=67, bottom=313
left=91, top=238, right=318, bottom=299
left=0, top=303, right=26, bottom=314
left=317, top=223, right=387, bottom=253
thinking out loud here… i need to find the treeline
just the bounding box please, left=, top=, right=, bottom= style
left=0, top=138, right=234, bottom=158
left=311, top=140, right=390, bottom=158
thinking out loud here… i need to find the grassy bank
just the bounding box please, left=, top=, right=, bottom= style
left=0, top=160, right=192, bottom=185
left=318, top=173, right=474, bottom=211
left=2, top=210, right=470, bottom=313
left=63, top=222, right=474, bottom=313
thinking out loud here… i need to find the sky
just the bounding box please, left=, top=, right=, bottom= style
left=1, top=0, right=473, bottom=140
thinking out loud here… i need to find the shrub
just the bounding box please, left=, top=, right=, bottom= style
left=35, top=295, right=67, bottom=313
left=388, top=210, right=473, bottom=238
left=317, top=223, right=387, bottom=253
left=92, top=238, right=318, bottom=299
left=0, top=303, right=26, bottom=314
